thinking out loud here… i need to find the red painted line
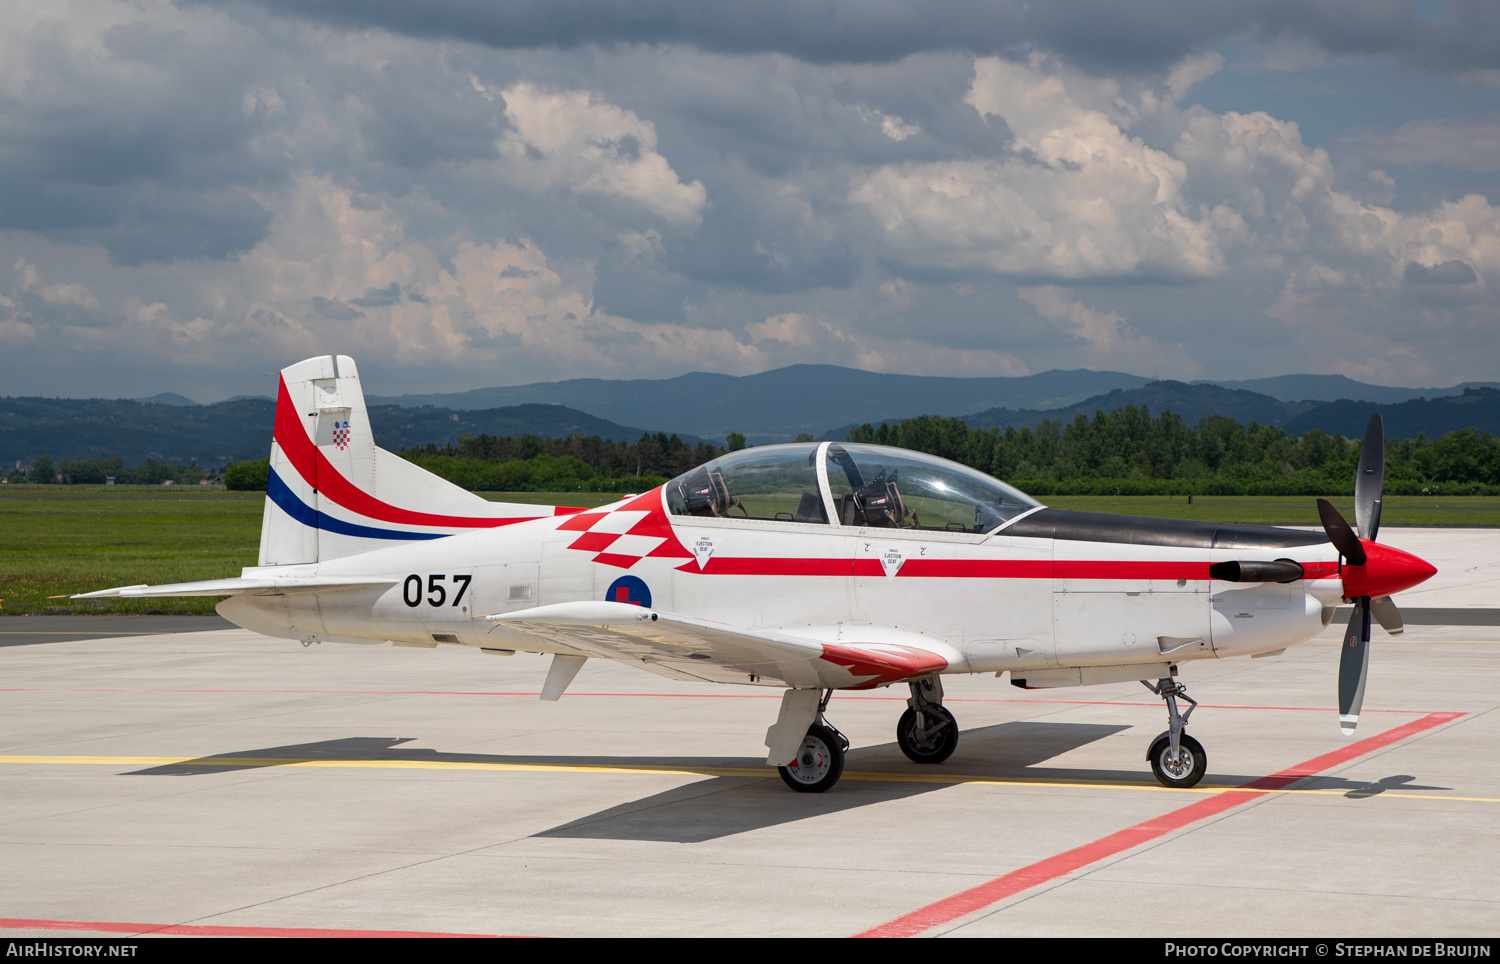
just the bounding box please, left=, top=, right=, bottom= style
left=687, top=557, right=853, bottom=576
left=853, top=711, right=1463, bottom=938
left=1054, top=560, right=1209, bottom=580
left=0, top=916, right=528, bottom=938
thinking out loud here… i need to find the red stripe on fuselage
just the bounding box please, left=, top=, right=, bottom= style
left=679, top=556, right=1335, bottom=581
left=274, top=376, right=540, bottom=531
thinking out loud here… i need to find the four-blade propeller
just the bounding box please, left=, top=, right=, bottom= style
left=1316, top=414, right=1406, bottom=736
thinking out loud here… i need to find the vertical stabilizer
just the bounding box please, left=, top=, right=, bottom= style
left=258, top=354, right=580, bottom=566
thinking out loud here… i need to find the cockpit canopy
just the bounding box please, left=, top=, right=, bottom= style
left=665, top=442, right=1042, bottom=534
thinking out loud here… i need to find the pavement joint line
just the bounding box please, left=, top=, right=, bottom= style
left=851, top=710, right=1466, bottom=938
left=3, top=752, right=1495, bottom=802
left=0, top=916, right=525, bottom=939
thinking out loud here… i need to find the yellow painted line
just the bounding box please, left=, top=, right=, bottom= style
left=0, top=755, right=771, bottom=779
left=2, top=754, right=1496, bottom=803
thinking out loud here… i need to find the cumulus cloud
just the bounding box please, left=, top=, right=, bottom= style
left=10, top=259, right=110, bottom=329
left=850, top=56, right=1226, bottom=281
left=106, top=174, right=763, bottom=384
left=495, top=83, right=708, bottom=226
left=3, top=0, right=1499, bottom=398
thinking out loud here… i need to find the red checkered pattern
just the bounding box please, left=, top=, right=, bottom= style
left=558, top=488, right=692, bottom=569
left=332, top=420, right=351, bottom=450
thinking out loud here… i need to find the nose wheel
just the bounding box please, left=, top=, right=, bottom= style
left=1142, top=676, right=1206, bottom=789
left=1148, top=732, right=1206, bottom=788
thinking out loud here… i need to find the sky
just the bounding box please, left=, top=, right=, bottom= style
left=1, top=0, right=1497, bottom=402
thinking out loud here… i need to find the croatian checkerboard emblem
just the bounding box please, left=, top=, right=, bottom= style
left=332, top=420, right=351, bottom=450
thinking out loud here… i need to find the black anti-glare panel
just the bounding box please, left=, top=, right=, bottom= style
left=1004, top=509, right=1330, bottom=550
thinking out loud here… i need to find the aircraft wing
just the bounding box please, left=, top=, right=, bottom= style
left=484, top=601, right=954, bottom=689
left=73, top=576, right=399, bottom=598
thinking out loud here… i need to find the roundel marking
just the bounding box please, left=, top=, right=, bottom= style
left=606, top=574, right=652, bottom=608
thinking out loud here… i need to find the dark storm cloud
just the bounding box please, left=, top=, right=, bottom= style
left=1403, top=260, right=1478, bottom=285
left=0, top=10, right=280, bottom=263
left=209, top=0, right=1500, bottom=75
left=311, top=296, right=362, bottom=320
left=0, top=178, right=272, bottom=265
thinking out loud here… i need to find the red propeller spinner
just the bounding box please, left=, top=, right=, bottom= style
left=1339, top=539, right=1437, bottom=601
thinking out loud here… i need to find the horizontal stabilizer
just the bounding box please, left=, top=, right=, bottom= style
left=74, top=576, right=398, bottom=599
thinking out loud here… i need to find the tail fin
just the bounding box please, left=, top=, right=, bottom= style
left=259, top=355, right=574, bottom=565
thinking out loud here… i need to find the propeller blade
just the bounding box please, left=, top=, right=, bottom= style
left=1338, top=597, right=1372, bottom=735
left=1355, top=414, right=1385, bottom=542
left=1317, top=498, right=1367, bottom=566
left=1370, top=595, right=1404, bottom=636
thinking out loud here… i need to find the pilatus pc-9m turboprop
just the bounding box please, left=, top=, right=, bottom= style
left=80, top=355, right=1438, bottom=792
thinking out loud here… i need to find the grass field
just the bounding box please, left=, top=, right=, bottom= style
left=3, top=485, right=1496, bottom=616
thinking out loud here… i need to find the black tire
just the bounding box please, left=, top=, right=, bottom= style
left=1148, top=733, right=1207, bottom=789
left=896, top=705, right=959, bottom=764
left=777, top=724, right=845, bottom=793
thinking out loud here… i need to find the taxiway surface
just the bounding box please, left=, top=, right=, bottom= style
left=1, top=616, right=1496, bottom=937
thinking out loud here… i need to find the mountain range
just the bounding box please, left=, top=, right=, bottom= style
left=5, top=367, right=1499, bottom=468
left=368, top=366, right=1155, bottom=443
left=0, top=398, right=669, bottom=468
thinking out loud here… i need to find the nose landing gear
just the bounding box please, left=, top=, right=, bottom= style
left=1143, top=676, right=1206, bottom=788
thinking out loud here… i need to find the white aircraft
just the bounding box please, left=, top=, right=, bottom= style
left=80, top=355, right=1437, bottom=792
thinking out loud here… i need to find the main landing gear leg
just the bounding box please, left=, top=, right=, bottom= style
left=778, top=690, right=850, bottom=793
left=897, top=676, right=959, bottom=764
left=1142, top=676, right=1206, bottom=788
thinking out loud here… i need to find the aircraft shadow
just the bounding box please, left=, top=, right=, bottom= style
left=122, top=730, right=1451, bottom=842
left=537, top=721, right=1131, bottom=843
left=123, top=736, right=765, bottom=777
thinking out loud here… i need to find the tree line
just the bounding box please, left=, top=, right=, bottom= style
left=35, top=406, right=1500, bottom=496
left=394, top=431, right=733, bottom=492
left=8, top=454, right=209, bottom=485
left=847, top=408, right=1500, bottom=495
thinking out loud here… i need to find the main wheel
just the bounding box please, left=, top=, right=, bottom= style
left=1148, top=733, right=1206, bottom=788
left=778, top=724, right=845, bottom=792
left=896, top=705, right=959, bottom=764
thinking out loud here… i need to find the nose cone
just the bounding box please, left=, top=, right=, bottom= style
left=1341, top=540, right=1438, bottom=600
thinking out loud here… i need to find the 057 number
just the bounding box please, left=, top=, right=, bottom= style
left=402, top=574, right=471, bottom=608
